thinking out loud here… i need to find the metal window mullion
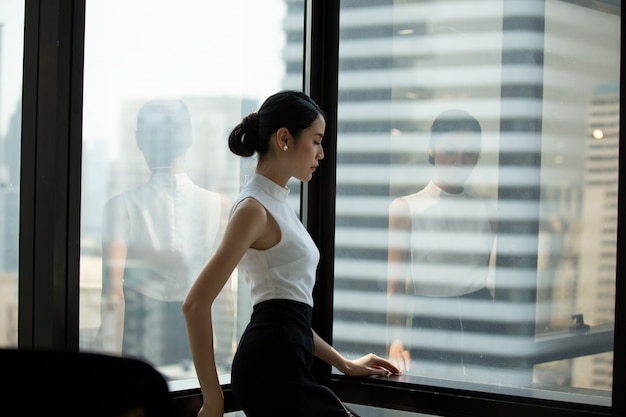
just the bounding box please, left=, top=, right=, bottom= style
left=303, top=0, right=341, bottom=377
left=19, top=0, right=85, bottom=350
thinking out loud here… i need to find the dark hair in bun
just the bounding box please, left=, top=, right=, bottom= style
left=228, top=91, right=325, bottom=157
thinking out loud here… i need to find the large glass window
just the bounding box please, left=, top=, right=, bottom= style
left=0, top=0, right=23, bottom=349
left=7, top=0, right=625, bottom=415
left=330, top=0, right=618, bottom=408
left=79, top=0, right=305, bottom=393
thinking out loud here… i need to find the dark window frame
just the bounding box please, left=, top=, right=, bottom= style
left=18, top=0, right=624, bottom=416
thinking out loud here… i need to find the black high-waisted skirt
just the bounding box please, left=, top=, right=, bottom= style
left=231, top=299, right=353, bottom=417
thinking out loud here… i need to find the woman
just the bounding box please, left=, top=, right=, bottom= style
left=386, top=109, right=497, bottom=381
left=183, top=91, right=399, bottom=417
left=100, top=99, right=233, bottom=372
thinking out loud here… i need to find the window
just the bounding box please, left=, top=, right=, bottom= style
left=79, top=0, right=306, bottom=390
left=0, top=0, right=23, bottom=350
left=15, top=0, right=624, bottom=416
left=330, top=0, right=619, bottom=409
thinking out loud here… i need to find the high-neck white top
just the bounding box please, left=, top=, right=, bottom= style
left=102, top=172, right=223, bottom=301
left=232, top=173, right=319, bottom=307
left=401, top=181, right=496, bottom=297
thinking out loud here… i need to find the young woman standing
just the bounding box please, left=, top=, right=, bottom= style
left=183, top=91, right=398, bottom=417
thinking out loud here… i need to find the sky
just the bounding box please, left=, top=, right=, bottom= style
left=83, top=0, right=286, bottom=150
left=0, top=0, right=24, bottom=138
left=0, top=0, right=286, bottom=143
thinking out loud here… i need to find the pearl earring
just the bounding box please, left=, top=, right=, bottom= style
left=283, top=145, right=288, bottom=151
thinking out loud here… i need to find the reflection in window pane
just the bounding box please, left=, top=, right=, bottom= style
left=80, top=0, right=303, bottom=384
left=332, top=0, right=618, bottom=407
left=0, top=0, right=23, bottom=349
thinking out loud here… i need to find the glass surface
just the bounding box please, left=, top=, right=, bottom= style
left=80, top=0, right=304, bottom=383
left=332, top=0, right=618, bottom=407
left=347, top=404, right=439, bottom=417
left=0, top=0, right=23, bottom=349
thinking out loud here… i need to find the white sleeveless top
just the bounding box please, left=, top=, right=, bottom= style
left=402, top=181, right=495, bottom=297
left=232, top=174, right=319, bottom=307
left=103, top=172, right=223, bottom=301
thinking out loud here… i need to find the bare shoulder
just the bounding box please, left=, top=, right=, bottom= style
left=389, top=197, right=410, bottom=216
left=233, top=197, right=265, bottom=215
left=229, top=197, right=268, bottom=228
left=219, top=193, right=232, bottom=207
left=389, top=197, right=411, bottom=230
left=219, top=194, right=233, bottom=216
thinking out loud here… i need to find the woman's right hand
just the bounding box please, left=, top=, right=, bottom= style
left=388, top=339, right=411, bottom=372
left=197, top=400, right=224, bottom=417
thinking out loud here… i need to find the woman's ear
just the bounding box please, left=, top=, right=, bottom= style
left=275, top=127, right=290, bottom=150
left=427, top=147, right=435, bottom=165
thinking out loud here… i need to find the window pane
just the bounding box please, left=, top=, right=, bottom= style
left=333, top=0, right=618, bottom=407
left=0, top=0, right=23, bottom=349
left=347, top=404, right=439, bottom=417
left=79, top=0, right=304, bottom=385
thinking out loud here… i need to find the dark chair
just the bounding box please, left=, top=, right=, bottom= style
left=0, top=348, right=176, bottom=416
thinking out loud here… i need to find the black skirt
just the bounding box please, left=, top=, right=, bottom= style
left=409, top=287, right=499, bottom=377
left=122, top=286, right=190, bottom=368
left=231, top=299, right=353, bottom=417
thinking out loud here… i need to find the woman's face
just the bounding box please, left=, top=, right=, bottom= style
left=290, top=114, right=326, bottom=182
left=431, top=129, right=481, bottom=188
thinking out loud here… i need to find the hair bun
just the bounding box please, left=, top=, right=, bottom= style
left=242, top=112, right=259, bottom=134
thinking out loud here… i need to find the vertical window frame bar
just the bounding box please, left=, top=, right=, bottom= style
left=19, top=0, right=85, bottom=350
left=302, top=0, right=341, bottom=377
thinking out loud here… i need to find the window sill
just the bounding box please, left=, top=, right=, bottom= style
left=321, top=374, right=613, bottom=417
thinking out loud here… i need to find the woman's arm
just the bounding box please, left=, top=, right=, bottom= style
left=100, top=240, right=127, bottom=354
left=386, top=197, right=412, bottom=371
left=99, top=196, right=129, bottom=354
left=387, top=198, right=412, bottom=296
left=183, top=198, right=270, bottom=417
left=312, top=330, right=400, bottom=377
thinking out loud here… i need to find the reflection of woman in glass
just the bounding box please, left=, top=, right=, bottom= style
left=99, top=100, right=234, bottom=373
left=184, top=91, right=399, bottom=417
left=387, top=109, right=497, bottom=381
